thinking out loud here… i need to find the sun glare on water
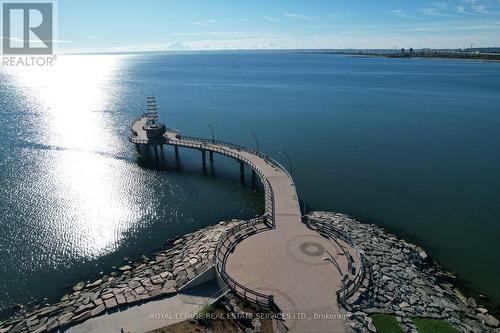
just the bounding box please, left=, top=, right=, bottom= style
left=2, top=55, right=142, bottom=259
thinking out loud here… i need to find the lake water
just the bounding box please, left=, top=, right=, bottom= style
left=0, top=51, right=499, bottom=315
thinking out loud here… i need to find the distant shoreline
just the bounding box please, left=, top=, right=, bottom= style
left=311, top=50, right=500, bottom=62
left=57, top=47, right=500, bottom=58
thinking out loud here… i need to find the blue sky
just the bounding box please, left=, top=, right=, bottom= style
left=57, top=0, right=500, bottom=52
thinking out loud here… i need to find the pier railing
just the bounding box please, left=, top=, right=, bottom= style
left=130, top=114, right=145, bottom=133
left=129, top=120, right=293, bottom=183
left=128, top=134, right=166, bottom=145
left=162, top=137, right=277, bottom=227
left=130, top=118, right=285, bottom=318
left=129, top=116, right=142, bottom=137
left=165, top=128, right=180, bottom=135
left=214, top=217, right=280, bottom=312
left=306, top=218, right=366, bottom=305
left=173, top=132, right=294, bottom=183
left=164, top=133, right=283, bottom=313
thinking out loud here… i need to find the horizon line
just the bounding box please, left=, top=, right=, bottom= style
left=56, top=46, right=500, bottom=56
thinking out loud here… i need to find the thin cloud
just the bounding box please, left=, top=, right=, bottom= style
left=386, top=10, right=414, bottom=18
left=432, top=1, right=449, bottom=10
left=167, top=41, right=188, bottom=50
left=456, top=5, right=475, bottom=14
left=419, top=8, right=441, bottom=16
left=193, top=19, right=216, bottom=26
left=284, top=13, right=312, bottom=20
left=328, top=12, right=358, bottom=18
left=223, top=18, right=248, bottom=23
left=52, top=39, right=75, bottom=44
left=471, top=5, right=487, bottom=13
left=262, top=16, right=279, bottom=22
left=396, top=23, right=498, bottom=32
left=83, top=36, right=104, bottom=39
left=418, top=8, right=456, bottom=16
left=167, top=31, right=260, bottom=37
left=0, top=36, right=74, bottom=43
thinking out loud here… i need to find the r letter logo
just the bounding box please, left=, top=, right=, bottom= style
left=2, top=2, right=53, bottom=54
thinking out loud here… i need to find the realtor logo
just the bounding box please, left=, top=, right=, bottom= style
left=2, top=1, right=53, bottom=54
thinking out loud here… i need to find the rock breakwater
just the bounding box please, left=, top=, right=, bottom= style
left=0, top=219, right=243, bottom=333
left=307, top=211, right=499, bottom=333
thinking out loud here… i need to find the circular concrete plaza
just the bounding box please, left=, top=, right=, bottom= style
left=226, top=226, right=349, bottom=332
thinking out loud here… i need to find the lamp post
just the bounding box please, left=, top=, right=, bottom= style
left=208, top=124, right=215, bottom=143
left=248, top=131, right=260, bottom=152
left=279, top=149, right=293, bottom=176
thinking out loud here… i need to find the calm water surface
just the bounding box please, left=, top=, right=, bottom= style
left=0, top=52, right=499, bottom=314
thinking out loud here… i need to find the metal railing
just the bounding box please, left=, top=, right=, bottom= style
left=173, top=132, right=293, bottom=183
left=129, top=119, right=282, bottom=229
left=166, top=137, right=283, bottom=313
left=160, top=136, right=279, bottom=224
left=129, top=115, right=144, bottom=138
left=306, top=219, right=366, bottom=304
left=163, top=134, right=280, bottom=312
left=131, top=114, right=145, bottom=126
left=129, top=134, right=166, bottom=145
left=214, top=217, right=279, bottom=311
left=130, top=118, right=293, bottom=183
left=129, top=117, right=287, bottom=319
left=188, top=285, right=230, bottom=319
left=165, top=128, right=180, bottom=135
left=130, top=114, right=145, bottom=132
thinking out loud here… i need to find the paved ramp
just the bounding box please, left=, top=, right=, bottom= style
left=65, top=281, right=222, bottom=333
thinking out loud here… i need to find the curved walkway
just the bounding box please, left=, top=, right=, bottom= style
left=131, top=117, right=350, bottom=332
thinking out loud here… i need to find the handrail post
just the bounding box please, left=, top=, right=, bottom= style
left=240, top=162, right=245, bottom=182
left=249, top=130, right=260, bottom=152
left=208, top=124, right=215, bottom=143
left=279, top=149, right=293, bottom=176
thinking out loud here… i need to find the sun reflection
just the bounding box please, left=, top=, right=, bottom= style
left=3, top=56, right=124, bottom=150
left=3, top=55, right=140, bottom=258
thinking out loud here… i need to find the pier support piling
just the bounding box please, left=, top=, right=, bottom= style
left=174, top=146, right=179, bottom=164
left=209, top=151, right=214, bottom=163
left=240, top=162, right=245, bottom=182
left=153, top=145, right=159, bottom=163
left=202, top=150, right=207, bottom=167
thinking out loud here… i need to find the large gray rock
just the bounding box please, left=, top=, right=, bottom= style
left=478, top=314, right=499, bottom=328
left=57, top=312, right=73, bottom=326
left=90, top=304, right=105, bottom=317
left=468, top=297, right=478, bottom=308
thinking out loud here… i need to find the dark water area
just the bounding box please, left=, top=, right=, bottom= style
left=0, top=52, right=499, bottom=315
